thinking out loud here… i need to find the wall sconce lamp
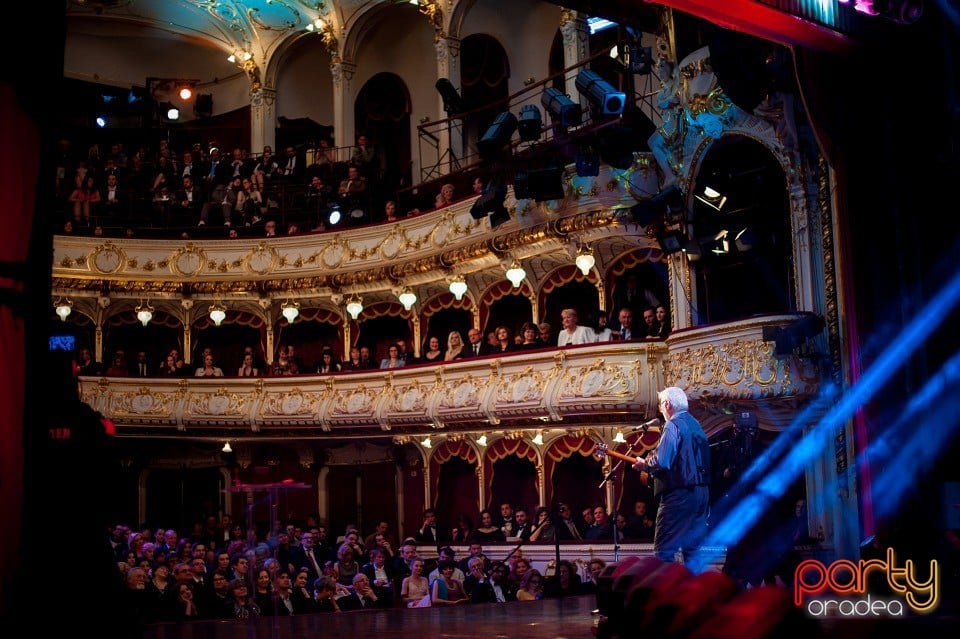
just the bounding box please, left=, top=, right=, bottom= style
left=421, top=436, right=432, bottom=448
left=613, top=430, right=626, bottom=443
left=448, top=276, right=468, bottom=301
left=505, top=260, right=527, bottom=288
left=208, top=302, right=227, bottom=327
left=477, top=434, right=488, bottom=447
left=532, top=431, right=544, bottom=446
left=281, top=300, right=300, bottom=323
left=55, top=298, right=73, bottom=321
left=222, top=441, right=233, bottom=454
left=135, top=300, right=154, bottom=327
left=345, top=295, right=364, bottom=320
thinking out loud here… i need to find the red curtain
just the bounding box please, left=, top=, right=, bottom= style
left=0, top=82, right=37, bottom=612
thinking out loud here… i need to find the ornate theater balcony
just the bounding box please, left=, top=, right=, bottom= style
left=78, top=312, right=825, bottom=443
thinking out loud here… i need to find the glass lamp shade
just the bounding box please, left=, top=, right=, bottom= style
left=208, top=303, right=227, bottom=326
left=398, top=288, right=417, bottom=310
left=505, top=261, right=526, bottom=288
left=55, top=300, right=73, bottom=321
left=575, top=249, right=595, bottom=275
left=281, top=301, right=300, bottom=323
left=346, top=297, right=364, bottom=320
left=135, top=302, right=154, bottom=327
left=449, top=277, right=468, bottom=301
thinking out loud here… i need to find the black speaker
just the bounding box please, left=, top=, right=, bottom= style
left=194, top=93, right=213, bottom=118
left=513, top=166, right=565, bottom=202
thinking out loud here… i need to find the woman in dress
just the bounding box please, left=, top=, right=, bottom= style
left=470, top=509, right=506, bottom=543
left=518, top=322, right=543, bottom=350
left=431, top=560, right=469, bottom=604
left=379, top=344, right=404, bottom=369
left=195, top=353, right=224, bottom=377
left=342, top=347, right=364, bottom=371
left=420, top=335, right=444, bottom=363
left=494, top=325, right=518, bottom=353
left=237, top=352, right=259, bottom=377
left=333, top=543, right=359, bottom=588
left=516, top=568, right=545, bottom=601
left=172, top=582, right=202, bottom=621
left=444, top=331, right=465, bottom=361
left=400, top=558, right=431, bottom=608
left=528, top=507, right=556, bottom=543
left=316, top=349, right=341, bottom=374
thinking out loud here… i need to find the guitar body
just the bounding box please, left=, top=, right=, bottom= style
left=594, top=442, right=650, bottom=486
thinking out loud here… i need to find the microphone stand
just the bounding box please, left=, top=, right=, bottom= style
left=598, top=431, right=645, bottom=563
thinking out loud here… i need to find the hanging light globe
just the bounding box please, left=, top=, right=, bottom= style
left=448, top=276, right=468, bottom=301
left=505, top=260, right=526, bottom=288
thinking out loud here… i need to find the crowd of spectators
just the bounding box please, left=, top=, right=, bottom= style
left=108, top=498, right=659, bottom=625
left=54, top=136, right=471, bottom=239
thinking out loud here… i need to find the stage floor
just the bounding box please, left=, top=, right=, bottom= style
left=141, top=594, right=600, bottom=639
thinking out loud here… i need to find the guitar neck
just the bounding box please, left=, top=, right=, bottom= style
left=599, top=448, right=641, bottom=465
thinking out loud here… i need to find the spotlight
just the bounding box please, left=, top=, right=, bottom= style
left=575, top=148, right=600, bottom=177
left=478, top=111, right=518, bottom=161
left=622, top=43, right=653, bottom=74
left=470, top=182, right=509, bottom=228
left=95, top=116, right=107, bottom=128
left=178, top=86, right=193, bottom=101
left=656, top=229, right=685, bottom=255
left=164, top=104, right=180, bottom=121
left=541, top=88, right=582, bottom=128
left=734, top=227, right=756, bottom=252
left=517, top=104, right=543, bottom=142
left=695, top=186, right=727, bottom=210
left=575, top=69, right=626, bottom=116
left=513, top=165, right=565, bottom=202
left=435, top=78, right=467, bottom=117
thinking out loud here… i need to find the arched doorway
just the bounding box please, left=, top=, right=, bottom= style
left=460, top=34, right=511, bottom=157
left=689, top=136, right=792, bottom=323
left=355, top=73, right=412, bottom=200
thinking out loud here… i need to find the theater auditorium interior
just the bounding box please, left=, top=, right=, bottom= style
left=1, top=0, right=958, bottom=637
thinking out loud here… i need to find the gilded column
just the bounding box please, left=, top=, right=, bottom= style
left=331, top=60, right=357, bottom=158
left=250, top=87, right=277, bottom=155
left=560, top=10, right=589, bottom=104
left=95, top=324, right=103, bottom=364
left=265, top=320, right=274, bottom=365
left=435, top=36, right=462, bottom=175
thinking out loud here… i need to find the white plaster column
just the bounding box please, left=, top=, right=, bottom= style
left=435, top=36, right=462, bottom=175
left=331, top=60, right=357, bottom=155
left=560, top=11, right=589, bottom=105
left=250, top=87, right=277, bottom=154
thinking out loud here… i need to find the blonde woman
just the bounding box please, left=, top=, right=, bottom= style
left=516, top=568, right=544, bottom=601
left=444, top=331, right=465, bottom=361
left=401, top=557, right=432, bottom=608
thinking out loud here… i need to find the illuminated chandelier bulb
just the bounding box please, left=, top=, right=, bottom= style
left=575, top=246, right=595, bottom=276
left=55, top=298, right=73, bottom=321
left=449, top=276, right=468, bottom=301
left=398, top=287, right=417, bottom=311
left=281, top=300, right=300, bottom=323
left=345, top=295, right=364, bottom=320
left=208, top=303, right=227, bottom=327
left=135, top=301, right=154, bottom=327
left=505, top=260, right=526, bottom=288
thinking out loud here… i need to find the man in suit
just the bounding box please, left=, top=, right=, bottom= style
left=464, top=328, right=492, bottom=358
left=614, top=307, right=636, bottom=341
left=338, top=573, right=388, bottom=611
left=291, top=531, right=324, bottom=583
left=554, top=503, right=586, bottom=541
left=414, top=508, right=447, bottom=544
left=130, top=351, right=151, bottom=377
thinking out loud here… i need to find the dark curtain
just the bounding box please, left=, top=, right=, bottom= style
left=435, top=456, right=479, bottom=532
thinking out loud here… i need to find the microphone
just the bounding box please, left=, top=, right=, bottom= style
left=632, top=418, right=660, bottom=432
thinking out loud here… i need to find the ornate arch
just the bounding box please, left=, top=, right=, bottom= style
left=429, top=438, right=480, bottom=507
left=483, top=437, right=541, bottom=510
left=477, top=280, right=533, bottom=331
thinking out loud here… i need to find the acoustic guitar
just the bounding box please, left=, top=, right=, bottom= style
left=594, top=442, right=650, bottom=485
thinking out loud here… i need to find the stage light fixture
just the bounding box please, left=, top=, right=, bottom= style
left=517, top=104, right=543, bottom=142
left=435, top=78, right=467, bottom=117
left=478, top=111, right=518, bottom=161
left=178, top=86, right=193, bottom=101
left=328, top=203, right=342, bottom=226
left=541, top=88, right=582, bottom=128
left=576, top=69, right=626, bottom=116
left=656, top=229, right=685, bottom=255
left=513, top=165, right=565, bottom=202
left=575, top=148, right=600, bottom=177
left=470, top=182, right=509, bottom=228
